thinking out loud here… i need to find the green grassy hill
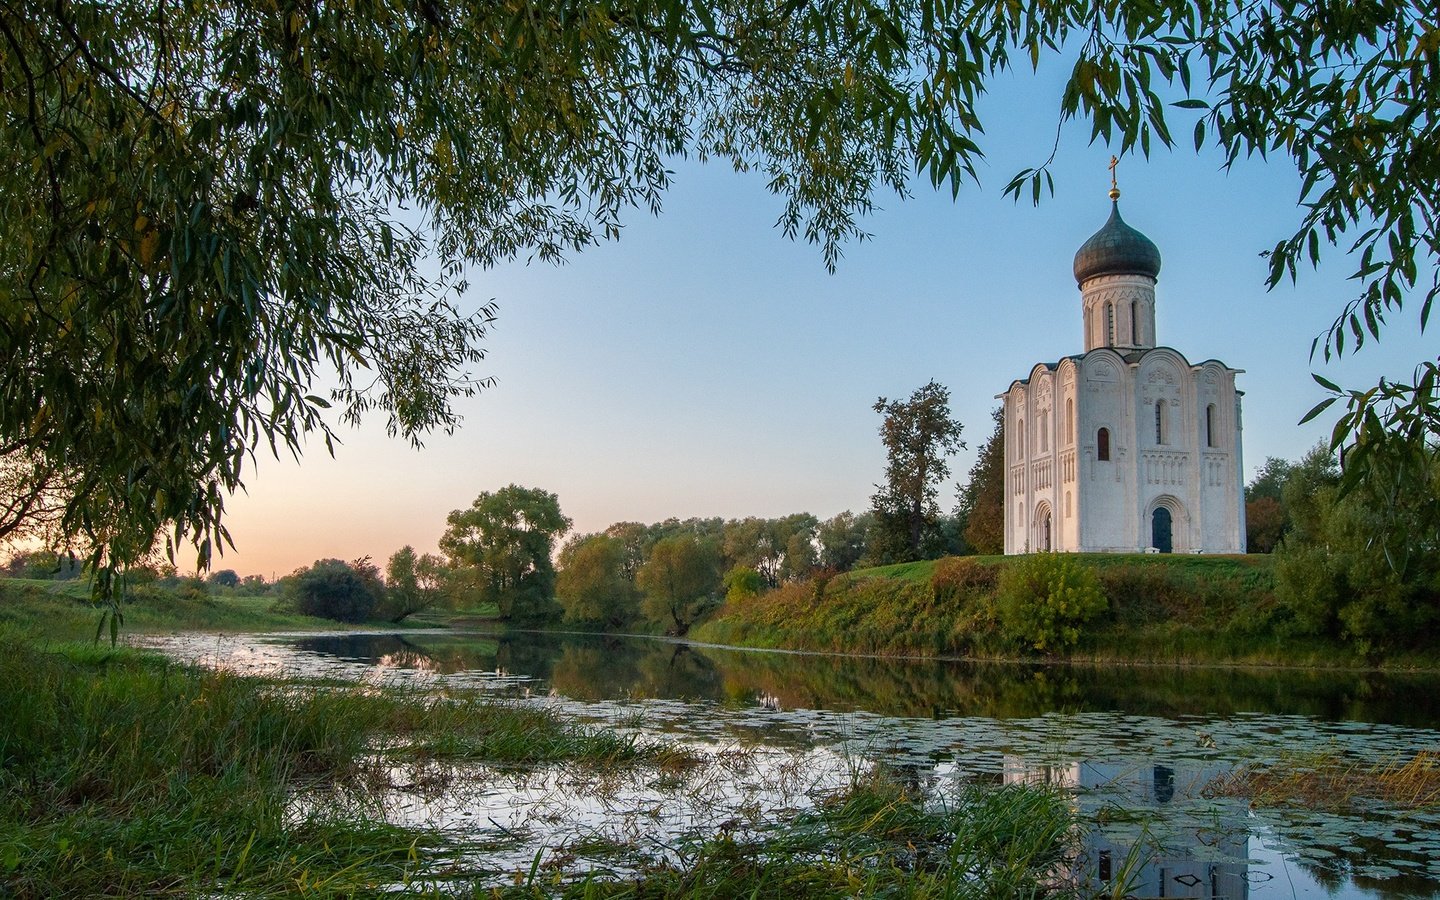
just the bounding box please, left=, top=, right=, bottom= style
left=692, top=553, right=1433, bottom=669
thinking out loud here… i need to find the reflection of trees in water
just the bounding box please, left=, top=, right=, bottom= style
left=683, top=648, right=1440, bottom=724
left=1287, top=830, right=1438, bottom=899
left=549, top=640, right=724, bottom=701
left=290, top=634, right=503, bottom=675
left=285, top=631, right=1440, bottom=725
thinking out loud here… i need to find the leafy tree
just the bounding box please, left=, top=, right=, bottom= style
left=721, top=514, right=818, bottom=586
left=3, top=549, right=83, bottom=580
left=378, top=545, right=448, bottom=623
left=1, top=0, right=978, bottom=588
left=636, top=534, right=721, bottom=635
left=722, top=565, right=765, bottom=603
left=779, top=516, right=820, bottom=582
left=205, top=569, right=240, bottom=589
left=869, top=381, right=965, bottom=563
left=1245, top=457, right=1296, bottom=504
left=555, top=534, right=639, bottom=629
left=956, top=408, right=1005, bottom=556
left=1245, top=496, right=1288, bottom=555
left=0, top=451, right=74, bottom=554
left=10, top=0, right=1439, bottom=594
left=816, top=511, right=871, bottom=573
left=1274, top=441, right=1440, bottom=654
left=288, top=559, right=382, bottom=623
left=603, top=522, right=652, bottom=582
left=1244, top=455, right=1298, bottom=552
left=440, top=486, right=570, bottom=622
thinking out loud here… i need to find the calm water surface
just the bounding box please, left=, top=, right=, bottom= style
left=139, top=629, right=1440, bottom=898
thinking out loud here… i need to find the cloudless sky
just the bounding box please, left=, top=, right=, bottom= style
left=215, top=64, right=1432, bottom=579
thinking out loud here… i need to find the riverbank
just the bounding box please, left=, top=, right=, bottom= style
left=690, top=554, right=1440, bottom=670
left=0, top=625, right=1079, bottom=897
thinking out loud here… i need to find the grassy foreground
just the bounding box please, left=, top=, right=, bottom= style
left=691, top=554, right=1439, bottom=669
left=0, top=609, right=1087, bottom=897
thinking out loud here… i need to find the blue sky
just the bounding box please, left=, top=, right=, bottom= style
left=216, top=66, right=1432, bottom=578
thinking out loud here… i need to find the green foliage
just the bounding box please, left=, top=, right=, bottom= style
left=555, top=534, right=639, bottom=628
left=930, top=556, right=999, bottom=605
left=440, top=485, right=570, bottom=622
left=869, top=381, right=965, bottom=564
left=636, top=534, right=721, bottom=634
left=205, top=568, right=240, bottom=588
left=723, top=565, right=765, bottom=603
left=816, top=510, right=871, bottom=572
left=957, top=408, right=1006, bottom=556
left=287, top=559, right=382, bottom=623
left=2, top=549, right=83, bottom=580
left=720, top=514, right=818, bottom=587
left=1245, top=495, right=1287, bottom=554
left=995, top=554, right=1107, bottom=654
left=2, top=0, right=1001, bottom=586
left=1273, top=442, right=1440, bottom=654
left=376, top=545, right=449, bottom=623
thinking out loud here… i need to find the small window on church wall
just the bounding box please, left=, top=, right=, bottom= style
left=1017, top=419, right=1025, bottom=457
left=1097, top=427, right=1110, bottom=461
left=1155, top=400, right=1168, bottom=444
left=1131, top=301, right=1139, bottom=344
left=1106, top=303, right=1115, bottom=344
left=1040, top=421, right=1047, bottom=452
left=1206, top=404, right=1217, bottom=447
left=1065, top=491, right=1072, bottom=517
left=1066, top=398, right=1074, bottom=443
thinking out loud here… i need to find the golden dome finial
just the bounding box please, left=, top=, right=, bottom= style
left=1108, top=155, right=1121, bottom=200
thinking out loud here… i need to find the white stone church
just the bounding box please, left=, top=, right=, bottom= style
left=999, top=188, right=1247, bottom=554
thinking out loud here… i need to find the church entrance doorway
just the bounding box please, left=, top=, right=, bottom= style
left=1041, top=511, right=1052, bottom=551
left=1151, top=507, right=1173, bottom=553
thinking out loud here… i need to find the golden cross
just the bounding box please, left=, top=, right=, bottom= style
left=1108, top=155, right=1121, bottom=200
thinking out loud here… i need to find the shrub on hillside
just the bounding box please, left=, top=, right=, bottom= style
left=996, top=554, right=1106, bottom=654
left=930, top=556, right=998, bottom=603
left=723, top=565, right=765, bottom=603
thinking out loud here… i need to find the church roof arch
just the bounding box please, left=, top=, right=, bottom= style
left=1135, top=347, right=1198, bottom=390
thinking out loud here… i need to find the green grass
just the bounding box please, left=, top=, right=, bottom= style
left=0, top=578, right=377, bottom=642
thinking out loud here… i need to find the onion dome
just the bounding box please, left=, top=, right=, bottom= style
left=1072, top=201, right=1162, bottom=285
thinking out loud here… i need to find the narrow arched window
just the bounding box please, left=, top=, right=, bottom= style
left=1155, top=400, right=1168, bottom=444
left=1105, top=303, right=1115, bottom=344
left=1017, top=418, right=1025, bottom=457
left=1097, top=427, right=1110, bottom=461
left=1040, top=418, right=1048, bottom=452
left=1066, top=398, right=1074, bottom=444
left=1206, top=403, right=1217, bottom=448
left=1131, top=300, right=1139, bottom=344
left=1065, top=490, right=1072, bottom=517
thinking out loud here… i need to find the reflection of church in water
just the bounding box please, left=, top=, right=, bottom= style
left=1005, top=758, right=1252, bottom=899
left=1000, top=173, right=1246, bottom=554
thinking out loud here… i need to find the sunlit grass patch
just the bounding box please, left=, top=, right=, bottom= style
left=1207, top=751, right=1440, bottom=811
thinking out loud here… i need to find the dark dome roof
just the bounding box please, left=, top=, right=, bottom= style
left=1073, top=202, right=1162, bottom=285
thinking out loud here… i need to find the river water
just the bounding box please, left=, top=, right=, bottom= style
left=136, top=628, right=1440, bottom=898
